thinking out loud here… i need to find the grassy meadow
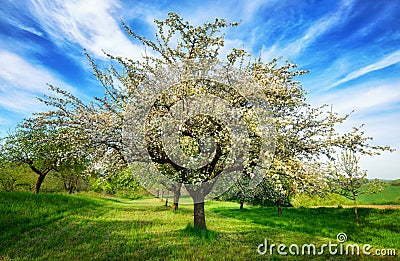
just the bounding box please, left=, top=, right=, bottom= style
left=292, top=183, right=400, bottom=207
left=1, top=192, right=399, bottom=260
left=356, top=185, right=400, bottom=205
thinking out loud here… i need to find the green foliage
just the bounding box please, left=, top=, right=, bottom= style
left=219, top=173, right=254, bottom=206
left=291, top=193, right=347, bottom=207
left=0, top=163, right=74, bottom=193
left=389, top=179, right=400, bottom=186
left=0, top=163, right=35, bottom=192
left=329, top=150, right=387, bottom=206
left=292, top=183, right=400, bottom=206
left=0, top=124, right=89, bottom=193
left=88, top=168, right=145, bottom=199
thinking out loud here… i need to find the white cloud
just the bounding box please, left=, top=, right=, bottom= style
left=29, top=0, right=145, bottom=60
left=18, top=25, right=43, bottom=37
left=313, top=83, right=400, bottom=115
left=0, top=50, right=65, bottom=93
left=357, top=113, right=400, bottom=180
left=241, top=0, right=273, bottom=21
left=262, top=0, right=354, bottom=60
left=0, top=50, right=75, bottom=113
left=356, top=112, right=400, bottom=147
left=327, top=49, right=400, bottom=89
left=0, top=87, right=46, bottom=113
left=0, top=117, right=10, bottom=125
left=164, top=0, right=272, bottom=28
left=310, top=81, right=400, bottom=180
left=327, top=111, right=400, bottom=180
left=360, top=151, right=399, bottom=180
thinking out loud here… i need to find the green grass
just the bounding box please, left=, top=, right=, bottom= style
left=209, top=203, right=400, bottom=250
left=293, top=185, right=400, bottom=207
left=357, top=185, right=400, bottom=205
left=0, top=192, right=103, bottom=242
left=1, top=192, right=399, bottom=260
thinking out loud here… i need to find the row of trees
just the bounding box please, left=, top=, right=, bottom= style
left=0, top=13, right=394, bottom=229
left=224, top=149, right=388, bottom=224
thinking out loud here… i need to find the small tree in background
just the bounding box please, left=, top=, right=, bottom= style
left=0, top=161, right=18, bottom=192
left=57, top=159, right=88, bottom=194
left=222, top=174, right=254, bottom=210
left=250, top=160, right=327, bottom=216
left=329, top=150, right=387, bottom=224
left=0, top=121, right=87, bottom=194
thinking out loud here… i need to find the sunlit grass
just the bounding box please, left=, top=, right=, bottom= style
left=292, top=184, right=400, bottom=207
left=0, top=192, right=398, bottom=260
left=357, top=185, right=400, bottom=205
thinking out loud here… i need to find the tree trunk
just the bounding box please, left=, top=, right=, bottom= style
left=194, top=201, right=206, bottom=230
left=354, top=197, right=359, bottom=225
left=63, top=181, right=67, bottom=192
left=165, top=197, right=168, bottom=206
left=173, top=186, right=181, bottom=211
left=68, top=182, right=74, bottom=194
left=277, top=199, right=282, bottom=217
left=34, top=174, right=46, bottom=194
left=185, top=183, right=213, bottom=230
left=240, top=200, right=244, bottom=210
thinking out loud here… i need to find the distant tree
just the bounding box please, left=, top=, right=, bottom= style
left=329, top=150, right=387, bottom=224
left=248, top=160, right=327, bottom=216
left=222, top=174, right=254, bottom=210
left=0, top=160, right=18, bottom=192
left=57, top=159, right=87, bottom=194
left=0, top=121, right=87, bottom=194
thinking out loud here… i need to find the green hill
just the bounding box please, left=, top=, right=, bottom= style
left=293, top=183, right=400, bottom=207
left=357, top=185, right=400, bottom=205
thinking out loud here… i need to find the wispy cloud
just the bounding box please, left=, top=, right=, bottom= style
left=29, top=0, right=145, bottom=60
left=19, top=25, right=43, bottom=37
left=327, top=49, right=400, bottom=89
left=352, top=112, right=400, bottom=180
left=313, top=86, right=400, bottom=180
left=312, top=82, right=400, bottom=115
left=0, top=116, right=10, bottom=125
left=263, top=0, right=354, bottom=60
left=0, top=87, right=46, bottom=113
left=240, top=0, right=273, bottom=21
left=0, top=50, right=66, bottom=93
left=0, top=50, right=75, bottom=113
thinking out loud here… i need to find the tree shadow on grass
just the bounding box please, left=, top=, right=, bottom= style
left=180, top=223, right=218, bottom=242
left=0, top=192, right=103, bottom=243
left=1, top=207, right=380, bottom=260
left=210, top=206, right=400, bottom=249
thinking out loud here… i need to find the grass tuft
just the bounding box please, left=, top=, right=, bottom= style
left=181, top=223, right=218, bottom=242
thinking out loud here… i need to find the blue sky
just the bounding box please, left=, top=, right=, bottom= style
left=0, top=0, right=399, bottom=179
